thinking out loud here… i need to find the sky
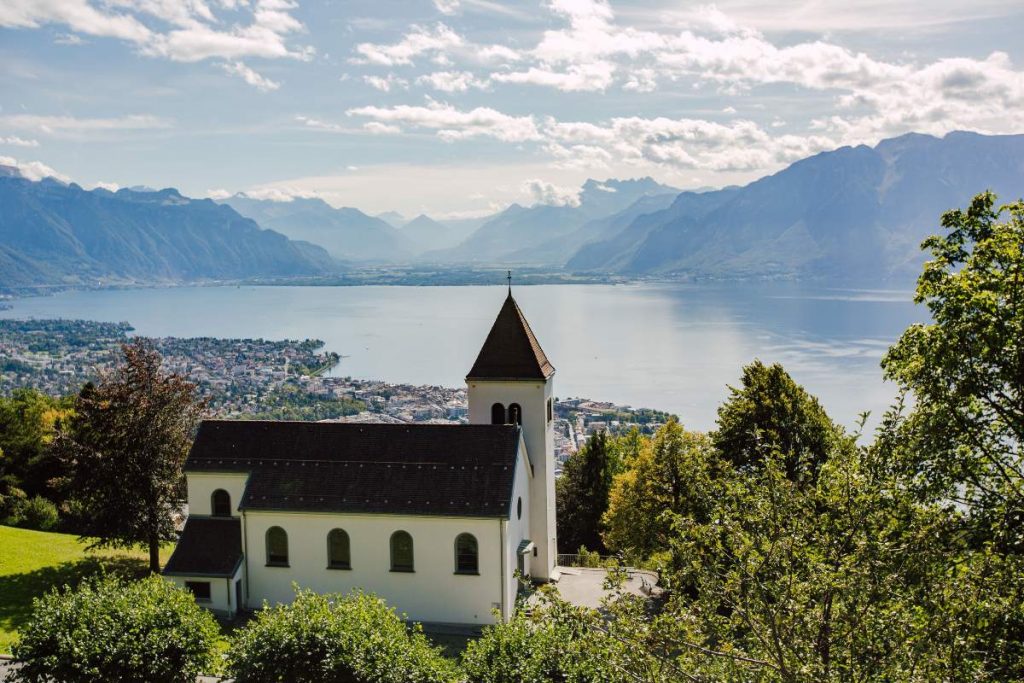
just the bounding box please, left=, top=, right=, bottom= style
left=1, top=0, right=1023, bottom=217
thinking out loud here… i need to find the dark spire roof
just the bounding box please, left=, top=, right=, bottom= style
left=467, top=292, right=555, bottom=381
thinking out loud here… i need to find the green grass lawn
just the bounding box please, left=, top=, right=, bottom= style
left=0, top=525, right=173, bottom=654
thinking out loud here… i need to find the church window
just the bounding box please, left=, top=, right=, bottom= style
left=508, top=403, right=522, bottom=426
left=211, top=489, right=231, bottom=517
left=390, top=531, right=414, bottom=572
left=266, top=527, right=289, bottom=566
left=491, top=402, right=505, bottom=425
left=327, top=529, right=351, bottom=569
left=547, top=398, right=553, bottom=423
left=185, top=581, right=211, bottom=602
left=517, top=497, right=522, bottom=520
left=455, top=533, right=479, bottom=574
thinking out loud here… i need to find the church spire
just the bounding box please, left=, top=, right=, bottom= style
left=466, top=290, right=554, bottom=381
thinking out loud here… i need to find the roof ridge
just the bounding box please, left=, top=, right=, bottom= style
left=466, top=293, right=554, bottom=380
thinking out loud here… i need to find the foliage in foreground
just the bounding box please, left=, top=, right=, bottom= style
left=10, top=574, right=219, bottom=683
left=228, top=588, right=458, bottom=683
left=462, top=586, right=683, bottom=683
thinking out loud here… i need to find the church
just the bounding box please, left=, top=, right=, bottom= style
left=163, top=291, right=558, bottom=625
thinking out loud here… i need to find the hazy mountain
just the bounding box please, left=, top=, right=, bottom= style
left=223, top=195, right=409, bottom=262
left=568, top=132, right=1024, bottom=283
left=428, top=177, right=680, bottom=264
left=376, top=211, right=407, bottom=228
left=0, top=173, right=335, bottom=290
left=400, top=214, right=461, bottom=252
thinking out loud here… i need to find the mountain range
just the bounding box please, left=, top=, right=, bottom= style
left=1, top=131, right=1021, bottom=291
left=0, top=173, right=334, bottom=289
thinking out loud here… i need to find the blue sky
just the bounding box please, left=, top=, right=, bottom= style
left=1, top=0, right=1023, bottom=216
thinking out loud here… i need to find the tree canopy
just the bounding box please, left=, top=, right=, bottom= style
left=54, top=340, right=204, bottom=571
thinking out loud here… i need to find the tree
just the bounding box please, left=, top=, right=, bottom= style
left=602, top=420, right=718, bottom=564
left=228, top=589, right=458, bottom=683
left=714, top=360, right=842, bottom=486
left=556, top=430, right=620, bottom=553
left=54, top=340, right=204, bottom=572
left=11, top=575, right=219, bottom=683
left=0, top=389, right=73, bottom=518
left=882, top=192, right=1024, bottom=542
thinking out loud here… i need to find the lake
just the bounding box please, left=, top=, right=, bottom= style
left=0, top=283, right=927, bottom=431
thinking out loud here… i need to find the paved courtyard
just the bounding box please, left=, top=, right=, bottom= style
left=531, top=566, right=662, bottom=610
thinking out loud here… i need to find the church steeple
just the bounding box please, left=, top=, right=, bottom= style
left=466, top=292, right=555, bottom=381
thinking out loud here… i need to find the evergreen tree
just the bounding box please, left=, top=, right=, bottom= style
left=556, top=430, right=618, bottom=553
left=55, top=340, right=204, bottom=572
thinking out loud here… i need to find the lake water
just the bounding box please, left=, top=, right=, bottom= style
left=0, top=283, right=927, bottom=431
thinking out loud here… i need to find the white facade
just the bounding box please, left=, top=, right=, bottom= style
left=467, top=378, right=557, bottom=581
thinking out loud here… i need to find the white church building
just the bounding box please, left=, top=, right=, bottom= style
left=164, top=291, right=558, bottom=625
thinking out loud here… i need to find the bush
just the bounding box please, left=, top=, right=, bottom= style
left=11, top=575, right=219, bottom=683
left=4, top=495, right=59, bottom=531
left=461, top=588, right=646, bottom=683
left=228, top=588, right=458, bottom=683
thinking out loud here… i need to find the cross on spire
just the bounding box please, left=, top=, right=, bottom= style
left=507, top=269, right=512, bottom=294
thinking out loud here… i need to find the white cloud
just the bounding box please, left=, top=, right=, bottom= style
left=522, top=178, right=581, bottom=207
left=352, top=23, right=462, bottom=66
left=237, top=185, right=320, bottom=202
left=432, top=0, right=459, bottom=14
left=0, top=135, right=40, bottom=147
left=416, top=70, right=487, bottom=92
left=491, top=61, right=615, bottom=92
left=0, top=155, right=71, bottom=183
left=346, top=100, right=542, bottom=142
left=364, top=74, right=409, bottom=91
left=91, top=181, right=120, bottom=191
left=0, top=0, right=313, bottom=65
left=363, top=122, right=402, bottom=135
left=0, top=114, right=172, bottom=137
left=206, top=188, right=232, bottom=199
left=222, top=61, right=280, bottom=91
left=54, top=32, right=84, bottom=44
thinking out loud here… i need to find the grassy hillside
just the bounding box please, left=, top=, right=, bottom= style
left=0, top=525, right=172, bottom=653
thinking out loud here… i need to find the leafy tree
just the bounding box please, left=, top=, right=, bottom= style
left=54, top=340, right=204, bottom=572
left=11, top=574, right=219, bottom=683
left=603, top=419, right=718, bottom=564
left=556, top=431, right=620, bottom=553
left=228, top=589, right=458, bottom=683
left=882, top=192, right=1024, bottom=543
left=714, top=360, right=842, bottom=486
left=0, top=389, right=73, bottom=516
left=3, top=494, right=59, bottom=530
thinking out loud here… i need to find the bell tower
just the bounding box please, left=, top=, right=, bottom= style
left=466, top=288, right=557, bottom=581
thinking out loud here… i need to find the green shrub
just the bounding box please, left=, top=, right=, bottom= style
left=7, top=495, right=60, bottom=531
left=10, top=574, right=219, bottom=683
left=462, top=587, right=641, bottom=683
left=228, top=588, right=458, bottom=683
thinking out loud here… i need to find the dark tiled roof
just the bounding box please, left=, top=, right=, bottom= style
left=467, top=293, right=555, bottom=381
left=163, top=517, right=242, bottom=577
left=186, top=421, right=521, bottom=518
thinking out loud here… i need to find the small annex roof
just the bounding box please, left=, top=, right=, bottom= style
left=185, top=420, right=522, bottom=518
left=163, top=517, right=242, bottom=577
left=467, top=292, right=555, bottom=381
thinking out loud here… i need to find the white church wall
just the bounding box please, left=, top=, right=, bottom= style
left=166, top=574, right=233, bottom=617
left=186, top=471, right=249, bottom=516
left=503, top=437, right=532, bottom=618
left=468, top=380, right=557, bottom=580
left=243, top=510, right=504, bottom=625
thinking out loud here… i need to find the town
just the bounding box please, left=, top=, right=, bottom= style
left=0, top=318, right=674, bottom=470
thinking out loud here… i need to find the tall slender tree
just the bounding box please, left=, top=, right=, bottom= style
left=55, top=340, right=204, bottom=572
left=556, top=431, right=619, bottom=554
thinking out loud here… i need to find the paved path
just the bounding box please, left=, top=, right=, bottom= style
left=529, top=566, right=662, bottom=610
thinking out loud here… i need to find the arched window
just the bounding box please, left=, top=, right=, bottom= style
left=455, top=533, right=478, bottom=574
left=327, top=529, right=351, bottom=569
left=517, top=496, right=523, bottom=520
left=390, top=531, right=414, bottom=572
left=211, top=489, right=231, bottom=517
left=266, top=526, right=288, bottom=566
left=508, top=403, right=522, bottom=426
left=490, top=402, right=506, bottom=425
